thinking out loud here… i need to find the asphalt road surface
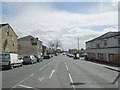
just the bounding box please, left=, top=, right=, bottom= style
left=2, top=55, right=119, bottom=90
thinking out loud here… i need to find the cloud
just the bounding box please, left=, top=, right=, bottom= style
left=2, top=3, right=118, bottom=49
left=2, top=0, right=118, bottom=2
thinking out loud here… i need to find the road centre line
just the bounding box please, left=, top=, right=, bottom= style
left=49, top=70, right=55, bottom=79
left=64, top=62, right=66, bottom=65
left=39, top=61, right=53, bottom=71
left=19, top=84, right=33, bottom=88
left=11, top=73, right=34, bottom=89
left=39, top=64, right=47, bottom=70
left=49, top=62, right=51, bottom=64
left=66, top=65, right=69, bottom=70
left=64, top=62, right=68, bottom=70
left=38, top=77, right=45, bottom=82
left=68, top=74, right=76, bottom=90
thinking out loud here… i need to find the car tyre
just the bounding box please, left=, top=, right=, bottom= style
left=10, top=64, right=14, bottom=69
left=31, top=61, right=33, bottom=64
left=20, top=63, right=23, bottom=67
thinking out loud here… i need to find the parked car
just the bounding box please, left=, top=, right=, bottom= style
left=67, top=54, right=74, bottom=58
left=23, top=55, right=37, bottom=64
left=73, top=53, right=80, bottom=59
left=55, top=53, right=58, bottom=56
left=16, top=57, right=23, bottom=66
left=49, top=54, right=53, bottom=58
left=0, top=53, right=23, bottom=69
left=43, top=55, right=50, bottom=59
left=34, top=55, right=43, bottom=62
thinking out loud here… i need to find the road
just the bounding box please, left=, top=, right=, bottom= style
left=2, top=55, right=119, bottom=90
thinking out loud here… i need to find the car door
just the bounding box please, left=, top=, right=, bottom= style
left=14, top=58, right=21, bottom=66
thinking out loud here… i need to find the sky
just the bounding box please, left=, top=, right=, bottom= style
left=1, top=0, right=119, bottom=50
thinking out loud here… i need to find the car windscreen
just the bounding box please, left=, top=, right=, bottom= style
left=18, top=57, right=22, bottom=60
left=23, top=56, right=30, bottom=60
left=23, top=56, right=29, bottom=58
left=0, top=54, right=10, bottom=61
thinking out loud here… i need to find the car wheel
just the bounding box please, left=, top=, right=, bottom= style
left=20, top=63, right=23, bottom=67
left=31, top=61, right=33, bottom=64
left=10, top=64, right=14, bottom=69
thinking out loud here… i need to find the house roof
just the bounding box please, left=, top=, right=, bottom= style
left=18, top=35, right=42, bottom=43
left=0, top=23, right=18, bottom=37
left=0, top=23, right=9, bottom=28
left=86, top=32, right=120, bottom=43
left=18, top=35, right=35, bottom=41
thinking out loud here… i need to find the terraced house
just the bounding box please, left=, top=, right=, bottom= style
left=86, top=32, right=120, bottom=64
left=17, top=35, right=43, bottom=57
left=0, top=23, right=18, bottom=53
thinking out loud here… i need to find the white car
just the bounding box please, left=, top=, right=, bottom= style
left=17, top=57, right=23, bottom=66
left=0, top=53, right=23, bottom=69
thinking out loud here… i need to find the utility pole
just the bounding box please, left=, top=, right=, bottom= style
left=78, top=37, right=79, bottom=53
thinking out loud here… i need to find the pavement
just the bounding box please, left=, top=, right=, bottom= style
left=1, top=55, right=119, bottom=90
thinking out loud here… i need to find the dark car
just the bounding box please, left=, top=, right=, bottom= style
left=55, top=53, right=58, bottom=56
left=34, top=55, right=43, bottom=62
left=43, top=55, right=50, bottom=59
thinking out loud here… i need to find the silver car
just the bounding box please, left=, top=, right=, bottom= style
left=23, top=55, right=37, bottom=64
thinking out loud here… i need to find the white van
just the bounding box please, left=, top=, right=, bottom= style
left=0, top=53, right=23, bottom=69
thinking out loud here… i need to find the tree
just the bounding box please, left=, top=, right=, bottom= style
left=54, top=39, right=61, bottom=50
left=48, top=41, right=54, bottom=49
left=48, top=39, right=62, bottom=52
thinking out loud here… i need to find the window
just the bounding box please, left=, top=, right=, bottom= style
left=96, top=44, right=100, bottom=48
left=31, top=38, right=37, bottom=45
left=3, top=40, right=8, bottom=50
left=118, top=38, right=120, bottom=45
left=6, top=31, right=9, bottom=36
left=104, top=40, right=107, bottom=46
left=13, top=43, right=15, bottom=46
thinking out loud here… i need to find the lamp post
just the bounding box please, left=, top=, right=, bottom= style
left=78, top=37, right=79, bottom=53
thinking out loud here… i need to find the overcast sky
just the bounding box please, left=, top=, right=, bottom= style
left=1, top=0, right=119, bottom=50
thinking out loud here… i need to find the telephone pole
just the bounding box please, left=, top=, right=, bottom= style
left=78, top=37, right=79, bottom=53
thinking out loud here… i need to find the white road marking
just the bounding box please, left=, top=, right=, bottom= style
left=38, top=77, right=45, bottom=82
left=39, top=65, right=47, bottom=71
left=64, top=62, right=66, bottom=65
left=19, top=84, right=33, bottom=88
left=49, top=62, right=51, bottom=64
left=11, top=73, right=34, bottom=89
left=39, top=61, right=53, bottom=71
left=66, top=65, right=69, bottom=70
left=30, top=73, right=34, bottom=76
left=49, top=70, right=55, bottom=79
left=64, top=62, right=68, bottom=70
left=68, top=74, right=76, bottom=90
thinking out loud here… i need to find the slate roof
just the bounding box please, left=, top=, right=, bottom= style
left=0, top=23, right=9, bottom=28
left=0, top=23, right=18, bottom=37
left=86, top=32, right=120, bottom=43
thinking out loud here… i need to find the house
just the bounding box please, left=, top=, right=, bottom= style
left=47, top=48, right=55, bottom=55
left=42, top=45, right=47, bottom=56
left=86, top=32, right=120, bottom=64
left=0, top=23, right=18, bottom=53
left=17, top=35, right=43, bottom=57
